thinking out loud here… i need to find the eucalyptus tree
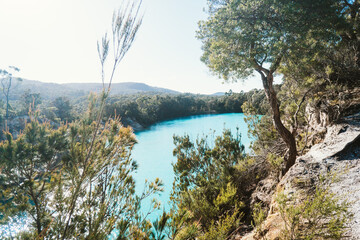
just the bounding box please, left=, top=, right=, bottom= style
left=21, top=90, right=42, bottom=115
left=339, top=0, right=360, bottom=69
left=0, top=66, right=22, bottom=129
left=198, top=0, right=343, bottom=173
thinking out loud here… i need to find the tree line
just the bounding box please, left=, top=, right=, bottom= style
left=104, top=90, right=267, bottom=129
left=0, top=86, right=268, bottom=137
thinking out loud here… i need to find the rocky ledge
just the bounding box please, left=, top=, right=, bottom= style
left=241, top=116, right=360, bottom=239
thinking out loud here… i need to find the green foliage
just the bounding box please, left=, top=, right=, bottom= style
left=198, top=209, right=240, bottom=240
left=276, top=180, right=352, bottom=240
left=52, top=97, right=73, bottom=122
left=170, top=129, right=250, bottom=238
left=0, top=66, right=22, bottom=129
left=198, top=0, right=341, bottom=81
left=279, top=0, right=360, bottom=89
left=252, top=202, right=267, bottom=231
left=150, top=211, right=170, bottom=240
left=0, top=114, right=67, bottom=234
left=242, top=101, right=285, bottom=159
left=0, top=103, right=163, bottom=239
left=274, top=0, right=360, bottom=140
left=173, top=222, right=199, bottom=240
left=198, top=0, right=357, bottom=174
left=0, top=87, right=268, bottom=139
left=266, top=153, right=284, bottom=173
left=20, top=89, right=42, bottom=115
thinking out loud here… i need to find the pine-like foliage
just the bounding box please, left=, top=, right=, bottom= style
left=0, top=99, right=163, bottom=239
left=169, top=130, right=251, bottom=239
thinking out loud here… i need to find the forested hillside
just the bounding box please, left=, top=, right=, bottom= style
left=2, top=79, right=179, bottom=101
left=0, top=81, right=267, bottom=136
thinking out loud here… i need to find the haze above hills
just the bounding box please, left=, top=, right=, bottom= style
left=7, top=79, right=184, bottom=100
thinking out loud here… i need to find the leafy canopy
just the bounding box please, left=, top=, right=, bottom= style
left=198, top=0, right=343, bottom=80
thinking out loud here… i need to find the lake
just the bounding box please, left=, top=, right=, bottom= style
left=132, top=113, right=251, bottom=218
left=0, top=113, right=251, bottom=238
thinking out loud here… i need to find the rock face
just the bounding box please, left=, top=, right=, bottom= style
left=241, top=117, right=360, bottom=239
left=305, top=87, right=360, bottom=145
left=305, top=103, right=332, bottom=133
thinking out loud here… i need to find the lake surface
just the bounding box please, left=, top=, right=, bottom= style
left=132, top=113, right=251, bottom=218
left=0, top=113, right=251, bottom=238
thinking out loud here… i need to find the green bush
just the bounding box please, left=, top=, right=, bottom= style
left=276, top=177, right=352, bottom=240
left=169, top=129, right=263, bottom=239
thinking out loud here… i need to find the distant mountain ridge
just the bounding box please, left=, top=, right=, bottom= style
left=63, top=82, right=179, bottom=95
left=7, top=79, right=179, bottom=100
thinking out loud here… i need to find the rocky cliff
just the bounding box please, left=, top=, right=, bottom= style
left=241, top=114, right=360, bottom=239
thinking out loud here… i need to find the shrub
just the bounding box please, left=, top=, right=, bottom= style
left=276, top=176, right=352, bottom=240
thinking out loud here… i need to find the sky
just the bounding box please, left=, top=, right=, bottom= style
left=0, top=0, right=265, bottom=94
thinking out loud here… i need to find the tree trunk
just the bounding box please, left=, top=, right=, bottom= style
left=5, top=94, right=9, bottom=130
left=29, top=188, right=43, bottom=235
left=260, top=71, right=297, bottom=174
left=4, top=78, right=11, bottom=130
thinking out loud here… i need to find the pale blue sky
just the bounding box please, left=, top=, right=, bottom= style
left=0, top=0, right=264, bottom=94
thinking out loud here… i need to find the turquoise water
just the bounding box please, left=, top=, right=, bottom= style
left=132, top=113, right=251, bottom=218
left=1, top=113, right=251, bottom=238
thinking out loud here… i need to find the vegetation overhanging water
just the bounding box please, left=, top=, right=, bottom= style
left=0, top=113, right=251, bottom=238
left=133, top=113, right=251, bottom=217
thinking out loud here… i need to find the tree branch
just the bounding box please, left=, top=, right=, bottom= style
left=292, top=88, right=312, bottom=136
left=270, top=55, right=282, bottom=73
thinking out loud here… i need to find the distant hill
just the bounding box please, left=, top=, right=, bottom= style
left=7, top=79, right=179, bottom=100
left=63, top=82, right=179, bottom=95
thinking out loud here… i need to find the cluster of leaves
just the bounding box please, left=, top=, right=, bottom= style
left=165, top=129, right=267, bottom=239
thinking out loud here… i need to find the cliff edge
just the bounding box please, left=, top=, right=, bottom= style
left=241, top=114, right=360, bottom=239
